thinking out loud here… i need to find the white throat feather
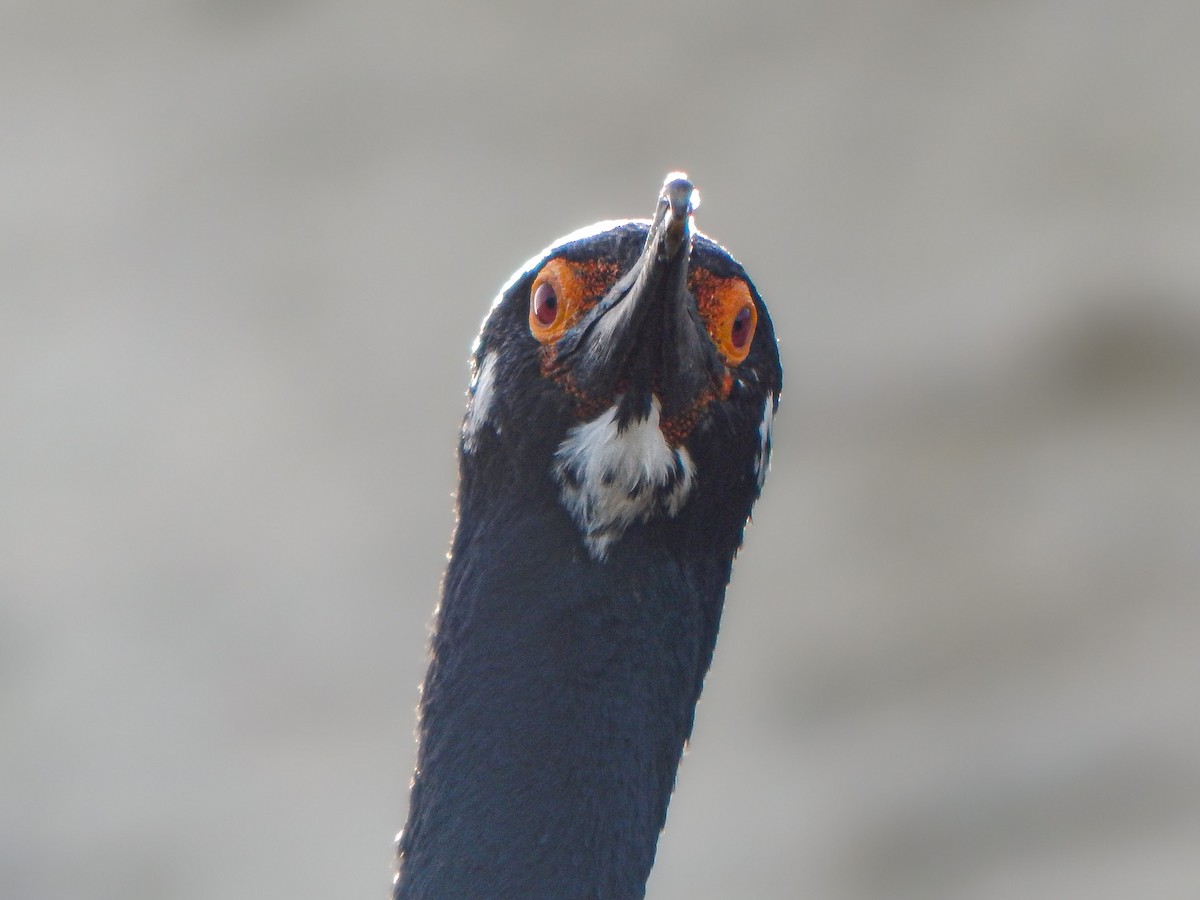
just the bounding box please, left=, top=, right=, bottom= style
left=553, top=397, right=696, bottom=560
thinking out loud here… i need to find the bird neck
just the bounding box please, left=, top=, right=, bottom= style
left=396, top=489, right=730, bottom=899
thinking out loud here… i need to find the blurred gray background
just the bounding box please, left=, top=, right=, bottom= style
left=3, top=2, right=1199, bottom=898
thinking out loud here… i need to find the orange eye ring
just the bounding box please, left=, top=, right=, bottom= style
left=690, top=271, right=758, bottom=365
left=529, top=258, right=587, bottom=344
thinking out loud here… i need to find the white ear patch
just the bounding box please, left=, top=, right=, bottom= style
left=754, top=394, right=776, bottom=489
left=462, top=353, right=498, bottom=454
left=554, top=398, right=696, bottom=560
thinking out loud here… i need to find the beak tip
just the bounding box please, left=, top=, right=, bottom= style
left=661, top=172, right=697, bottom=220
left=659, top=173, right=697, bottom=259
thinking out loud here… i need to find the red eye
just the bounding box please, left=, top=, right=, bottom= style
left=528, top=258, right=591, bottom=344
left=529, top=257, right=619, bottom=344
left=532, top=280, right=558, bottom=326
left=730, top=304, right=754, bottom=349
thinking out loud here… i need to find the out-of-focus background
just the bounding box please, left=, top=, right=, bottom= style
left=3, top=2, right=1198, bottom=898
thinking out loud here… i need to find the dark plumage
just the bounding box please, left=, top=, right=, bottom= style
left=395, top=175, right=782, bottom=899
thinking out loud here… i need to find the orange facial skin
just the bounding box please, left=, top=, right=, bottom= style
left=533, top=258, right=757, bottom=445
left=528, top=258, right=620, bottom=344
left=687, top=269, right=758, bottom=367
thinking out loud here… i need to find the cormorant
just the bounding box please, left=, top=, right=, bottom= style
left=395, top=174, right=782, bottom=899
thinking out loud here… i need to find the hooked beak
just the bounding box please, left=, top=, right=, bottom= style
left=556, top=174, right=724, bottom=425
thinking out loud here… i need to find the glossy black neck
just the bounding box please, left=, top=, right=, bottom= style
left=395, top=484, right=730, bottom=899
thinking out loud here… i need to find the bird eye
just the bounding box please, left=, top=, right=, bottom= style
left=532, top=281, right=558, bottom=326
left=529, top=258, right=605, bottom=344
left=689, top=272, right=758, bottom=366
left=730, top=304, right=754, bottom=350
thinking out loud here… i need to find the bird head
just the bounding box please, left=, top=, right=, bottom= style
left=460, top=174, right=781, bottom=561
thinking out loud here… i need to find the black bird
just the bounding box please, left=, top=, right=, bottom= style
left=395, top=175, right=781, bottom=899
